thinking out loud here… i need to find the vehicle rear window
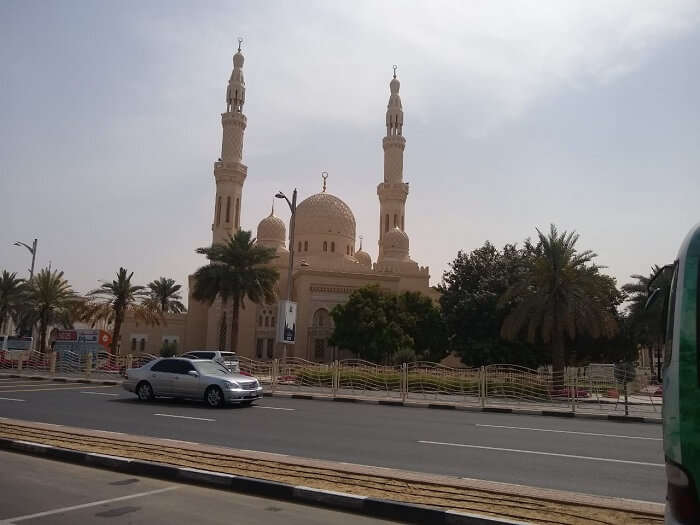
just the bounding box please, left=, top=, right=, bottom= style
left=221, top=352, right=238, bottom=360
left=193, top=352, right=216, bottom=359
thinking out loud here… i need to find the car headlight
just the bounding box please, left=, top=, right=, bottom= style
left=225, top=381, right=240, bottom=390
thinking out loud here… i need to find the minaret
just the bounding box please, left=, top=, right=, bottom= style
left=212, top=38, right=248, bottom=244
left=377, top=65, right=409, bottom=261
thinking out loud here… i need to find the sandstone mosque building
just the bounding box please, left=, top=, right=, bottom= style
left=123, top=44, right=432, bottom=361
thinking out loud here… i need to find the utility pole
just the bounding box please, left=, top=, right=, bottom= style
left=275, top=188, right=298, bottom=362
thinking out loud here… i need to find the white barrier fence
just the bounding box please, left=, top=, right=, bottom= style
left=0, top=352, right=661, bottom=414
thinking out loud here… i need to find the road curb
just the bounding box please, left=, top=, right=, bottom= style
left=0, top=372, right=662, bottom=423
left=0, top=436, right=524, bottom=525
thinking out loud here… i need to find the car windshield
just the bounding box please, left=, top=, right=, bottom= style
left=195, top=361, right=232, bottom=376
left=220, top=352, right=238, bottom=361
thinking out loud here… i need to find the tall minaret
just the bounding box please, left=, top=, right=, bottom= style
left=212, top=39, right=248, bottom=245
left=377, top=65, right=409, bottom=260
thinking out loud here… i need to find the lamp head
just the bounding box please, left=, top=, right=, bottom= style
left=275, top=192, right=285, bottom=199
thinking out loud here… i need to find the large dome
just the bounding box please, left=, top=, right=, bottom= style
left=294, top=192, right=356, bottom=239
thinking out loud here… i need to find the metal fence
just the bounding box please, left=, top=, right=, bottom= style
left=0, top=351, right=661, bottom=415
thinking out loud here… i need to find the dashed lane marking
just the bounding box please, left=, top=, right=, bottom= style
left=80, top=391, right=119, bottom=396
left=417, top=440, right=665, bottom=467
left=475, top=424, right=662, bottom=441
left=2, top=486, right=179, bottom=523
left=153, top=413, right=215, bottom=422
left=253, top=406, right=296, bottom=411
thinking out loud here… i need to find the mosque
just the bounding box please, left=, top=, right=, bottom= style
left=122, top=44, right=432, bottom=361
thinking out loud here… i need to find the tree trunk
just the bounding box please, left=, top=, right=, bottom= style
left=551, top=329, right=566, bottom=389
left=111, top=309, right=123, bottom=355
left=218, top=310, right=227, bottom=352
left=39, top=313, right=48, bottom=354
left=230, top=295, right=240, bottom=353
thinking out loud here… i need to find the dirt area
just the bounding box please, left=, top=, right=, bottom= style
left=0, top=421, right=663, bottom=525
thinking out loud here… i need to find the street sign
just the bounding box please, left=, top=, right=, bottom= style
left=277, top=300, right=297, bottom=344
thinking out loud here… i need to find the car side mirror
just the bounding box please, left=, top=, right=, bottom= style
left=187, top=370, right=199, bottom=377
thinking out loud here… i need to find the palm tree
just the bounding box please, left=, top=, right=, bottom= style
left=0, top=271, right=25, bottom=334
left=87, top=268, right=160, bottom=354
left=147, top=277, right=186, bottom=314
left=24, top=268, right=78, bottom=352
left=500, top=225, right=618, bottom=381
left=193, top=230, right=279, bottom=352
left=622, top=265, right=671, bottom=378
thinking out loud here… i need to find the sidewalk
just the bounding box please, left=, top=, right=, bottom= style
left=0, top=372, right=662, bottom=423
left=0, top=418, right=663, bottom=525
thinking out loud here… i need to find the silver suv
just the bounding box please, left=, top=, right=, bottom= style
left=180, top=350, right=240, bottom=373
left=122, top=358, right=262, bottom=407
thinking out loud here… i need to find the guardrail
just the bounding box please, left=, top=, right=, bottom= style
left=0, top=352, right=661, bottom=414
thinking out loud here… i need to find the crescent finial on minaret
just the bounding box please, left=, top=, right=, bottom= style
left=237, top=37, right=243, bottom=52
left=321, top=171, right=328, bottom=193
left=393, top=64, right=397, bottom=79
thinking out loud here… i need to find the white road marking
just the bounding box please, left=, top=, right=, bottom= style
left=417, top=440, right=664, bottom=467
left=160, top=438, right=200, bottom=445
left=80, top=391, right=119, bottom=396
left=154, top=413, right=215, bottom=422
left=475, top=424, right=662, bottom=441
left=0, top=397, right=25, bottom=402
left=253, top=406, right=296, bottom=411
left=3, top=486, right=178, bottom=523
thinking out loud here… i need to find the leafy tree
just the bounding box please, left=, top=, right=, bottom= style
left=438, top=242, right=545, bottom=366
left=24, top=268, right=78, bottom=352
left=397, top=291, right=448, bottom=362
left=0, top=271, right=25, bottom=334
left=330, top=286, right=411, bottom=363
left=147, top=277, right=186, bottom=314
left=193, top=230, right=279, bottom=352
left=500, top=225, right=618, bottom=379
left=86, top=268, right=160, bottom=354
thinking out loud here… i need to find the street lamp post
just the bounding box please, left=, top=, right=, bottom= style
left=275, top=189, right=297, bottom=361
left=12, top=238, right=38, bottom=337
left=13, top=238, right=38, bottom=280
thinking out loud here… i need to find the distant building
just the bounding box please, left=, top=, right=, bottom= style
left=122, top=45, right=433, bottom=361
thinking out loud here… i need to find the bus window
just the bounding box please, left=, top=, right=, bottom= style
left=664, top=262, right=678, bottom=369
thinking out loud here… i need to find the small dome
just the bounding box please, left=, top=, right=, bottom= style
left=257, top=210, right=286, bottom=245
left=384, top=227, right=409, bottom=251
left=233, top=49, right=244, bottom=68
left=355, top=249, right=371, bottom=267
left=295, top=192, right=356, bottom=240
left=390, top=76, right=400, bottom=95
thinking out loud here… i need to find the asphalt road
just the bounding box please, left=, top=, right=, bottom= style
left=0, top=378, right=666, bottom=503
left=0, top=450, right=395, bottom=525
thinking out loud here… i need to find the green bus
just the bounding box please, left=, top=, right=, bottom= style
left=662, top=222, right=700, bottom=523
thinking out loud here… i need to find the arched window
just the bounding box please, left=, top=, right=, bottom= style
left=346, top=246, right=349, bottom=255
left=139, top=338, right=146, bottom=352
left=401, top=215, right=404, bottom=230
left=235, top=198, right=240, bottom=228
left=304, top=241, right=308, bottom=251
left=258, top=316, right=263, bottom=327
left=216, top=197, right=222, bottom=226
left=264, top=316, right=269, bottom=327
left=226, top=196, right=231, bottom=223
left=323, top=241, right=327, bottom=252
left=312, top=308, right=331, bottom=328
left=394, top=214, right=398, bottom=227
left=298, top=241, right=301, bottom=252
left=331, top=242, right=335, bottom=252
left=131, top=338, right=136, bottom=351
left=385, top=214, right=389, bottom=232
left=351, top=246, right=354, bottom=255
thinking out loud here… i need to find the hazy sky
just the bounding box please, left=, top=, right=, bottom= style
left=2, top=1, right=699, bottom=297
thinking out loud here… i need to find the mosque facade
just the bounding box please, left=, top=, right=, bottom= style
left=122, top=45, right=432, bottom=361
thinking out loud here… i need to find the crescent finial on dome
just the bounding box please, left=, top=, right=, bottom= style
left=322, top=171, right=328, bottom=193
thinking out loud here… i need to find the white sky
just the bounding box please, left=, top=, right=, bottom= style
left=1, top=1, right=699, bottom=294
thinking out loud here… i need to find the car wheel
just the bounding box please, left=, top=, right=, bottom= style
left=205, top=386, right=224, bottom=408
left=136, top=381, right=154, bottom=401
